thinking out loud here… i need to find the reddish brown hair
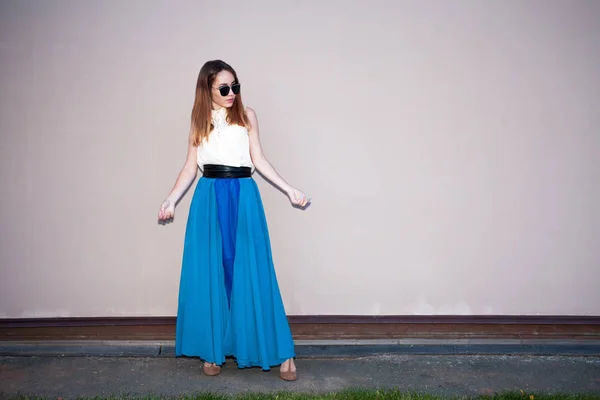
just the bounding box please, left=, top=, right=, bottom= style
left=190, top=60, right=249, bottom=146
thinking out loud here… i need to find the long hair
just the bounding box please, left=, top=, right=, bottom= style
left=190, top=60, right=249, bottom=146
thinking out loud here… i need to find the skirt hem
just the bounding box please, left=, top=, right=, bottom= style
left=174, top=350, right=296, bottom=371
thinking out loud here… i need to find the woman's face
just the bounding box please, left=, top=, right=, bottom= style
left=211, top=70, right=238, bottom=110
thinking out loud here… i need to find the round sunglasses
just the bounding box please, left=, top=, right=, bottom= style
left=213, top=83, right=241, bottom=97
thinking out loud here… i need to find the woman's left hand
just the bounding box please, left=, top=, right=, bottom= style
left=287, top=187, right=310, bottom=207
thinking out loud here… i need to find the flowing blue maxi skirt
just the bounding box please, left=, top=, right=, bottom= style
left=175, top=176, right=295, bottom=370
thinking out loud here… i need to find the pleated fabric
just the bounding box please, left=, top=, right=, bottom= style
left=175, top=176, right=295, bottom=370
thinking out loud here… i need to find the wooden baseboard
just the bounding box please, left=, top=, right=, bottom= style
left=1, top=315, right=599, bottom=341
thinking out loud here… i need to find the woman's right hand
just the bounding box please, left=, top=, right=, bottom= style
left=158, top=199, right=175, bottom=221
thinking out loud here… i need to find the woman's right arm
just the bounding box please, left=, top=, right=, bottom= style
left=158, top=127, right=198, bottom=221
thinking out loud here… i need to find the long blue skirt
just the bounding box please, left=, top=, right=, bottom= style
left=175, top=176, right=295, bottom=370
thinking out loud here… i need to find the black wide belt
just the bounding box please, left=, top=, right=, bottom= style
left=203, top=164, right=252, bottom=179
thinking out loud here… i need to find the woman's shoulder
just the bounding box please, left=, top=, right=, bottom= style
left=245, top=106, right=259, bottom=128
left=245, top=106, right=257, bottom=118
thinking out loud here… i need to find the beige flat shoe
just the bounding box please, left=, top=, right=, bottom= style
left=279, top=369, right=297, bottom=381
left=203, top=363, right=221, bottom=376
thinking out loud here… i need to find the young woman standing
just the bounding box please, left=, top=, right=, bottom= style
left=158, top=60, right=308, bottom=381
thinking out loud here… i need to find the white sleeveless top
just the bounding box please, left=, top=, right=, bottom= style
left=196, top=107, right=254, bottom=170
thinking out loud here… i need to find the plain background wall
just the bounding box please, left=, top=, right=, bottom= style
left=1, top=0, right=599, bottom=318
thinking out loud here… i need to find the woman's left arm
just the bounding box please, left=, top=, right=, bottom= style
left=246, top=107, right=309, bottom=207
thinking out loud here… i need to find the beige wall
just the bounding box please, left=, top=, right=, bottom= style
left=1, top=0, right=599, bottom=318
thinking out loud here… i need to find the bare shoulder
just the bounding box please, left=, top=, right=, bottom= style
left=245, top=106, right=257, bottom=119
left=245, top=106, right=259, bottom=131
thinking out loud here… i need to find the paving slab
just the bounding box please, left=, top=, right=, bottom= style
left=1, top=354, right=599, bottom=398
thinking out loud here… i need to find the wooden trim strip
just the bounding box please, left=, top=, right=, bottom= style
left=1, top=315, right=599, bottom=341
left=286, top=315, right=600, bottom=325
left=2, top=315, right=599, bottom=327
left=0, top=317, right=177, bottom=328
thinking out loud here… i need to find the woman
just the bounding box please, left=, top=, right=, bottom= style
left=158, top=60, right=308, bottom=381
